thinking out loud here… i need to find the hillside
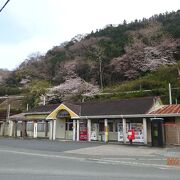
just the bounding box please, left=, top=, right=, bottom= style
left=1, top=10, right=180, bottom=108
left=0, top=69, right=10, bottom=84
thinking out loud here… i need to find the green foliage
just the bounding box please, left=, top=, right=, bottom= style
left=28, top=80, right=50, bottom=96
left=0, top=85, right=21, bottom=96
left=46, top=51, right=66, bottom=79
left=5, top=71, right=20, bottom=86
left=23, top=80, right=51, bottom=108
left=102, top=63, right=180, bottom=103
left=93, top=25, right=131, bottom=59
left=161, top=10, right=180, bottom=38
left=104, top=79, right=165, bottom=93
left=75, top=62, right=92, bottom=82
left=145, top=65, right=179, bottom=86
left=99, top=38, right=127, bottom=59
left=50, top=51, right=66, bottom=68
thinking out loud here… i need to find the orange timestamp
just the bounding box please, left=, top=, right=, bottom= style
left=167, top=157, right=179, bottom=166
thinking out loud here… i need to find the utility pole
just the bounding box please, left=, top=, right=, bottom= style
left=6, top=104, right=11, bottom=121
left=99, top=57, right=103, bottom=90
left=26, top=104, right=29, bottom=111
left=169, top=83, right=172, bottom=105
left=2, top=95, right=10, bottom=136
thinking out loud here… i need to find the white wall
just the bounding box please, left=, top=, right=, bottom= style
left=56, top=118, right=65, bottom=139
left=109, top=132, right=118, bottom=141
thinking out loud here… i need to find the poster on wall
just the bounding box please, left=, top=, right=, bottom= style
left=130, top=123, right=144, bottom=143
left=91, top=123, right=98, bottom=141
left=117, top=123, right=129, bottom=142
left=117, top=123, right=144, bottom=143
left=117, top=123, right=123, bottom=142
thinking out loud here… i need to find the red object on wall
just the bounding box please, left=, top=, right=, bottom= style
left=127, top=129, right=135, bottom=140
left=79, top=123, right=87, bottom=141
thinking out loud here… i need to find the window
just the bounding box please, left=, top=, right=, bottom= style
left=65, top=120, right=73, bottom=131
left=27, top=122, right=33, bottom=131
left=99, top=122, right=104, bottom=132
left=17, top=122, right=21, bottom=131
left=108, top=122, right=113, bottom=132
left=37, top=123, right=45, bottom=132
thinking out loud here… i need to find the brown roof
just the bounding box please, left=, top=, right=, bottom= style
left=10, top=113, right=25, bottom=120
left=63, top=102, right=81, bottom=116
left=25, top=96, right=158, bottom=117
left=26, top=104, right=60, bottom=114
left=0, top=109, right=21, bottom=121
left=150, top=105, right=180, bottom=114
left=78, top=96, right=156, bottom=116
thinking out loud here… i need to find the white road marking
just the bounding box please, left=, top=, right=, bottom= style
left=0, top=149, right=84, bottom=161
left=0, top=148, right=179, bottom=170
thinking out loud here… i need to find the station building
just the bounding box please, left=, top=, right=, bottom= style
left=8, top=96, right=180, bottom=146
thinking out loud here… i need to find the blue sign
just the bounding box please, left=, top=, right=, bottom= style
left=56, top=110, right=70, bottom=118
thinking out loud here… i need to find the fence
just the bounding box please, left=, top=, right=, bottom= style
left=164, top=124, right=180, bottom=145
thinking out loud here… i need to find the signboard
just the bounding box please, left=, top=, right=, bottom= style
left=56, top=110, right=70, bottom=118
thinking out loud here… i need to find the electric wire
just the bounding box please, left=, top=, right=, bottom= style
left=0, top=0, right=10, bottom=13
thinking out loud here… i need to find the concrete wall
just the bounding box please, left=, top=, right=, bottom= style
left=109, top=132, right=118, bottom=141
left=65, top=131, right=73, bottom=140
left=175, top=117, right=180, bottom=124
left=0, top=122, right=4, bottom=136
left=147, top=120, right=152, bottom=143
left=17, top=130, right=49, bottom=138
left=3, top=122, right=10, bottom=136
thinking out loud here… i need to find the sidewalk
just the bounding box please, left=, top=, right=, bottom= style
left=64, top=143, right=180, bottom=158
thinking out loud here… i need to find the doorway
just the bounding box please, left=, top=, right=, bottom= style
left=151, top=118, right=164, bottom=147
left=65, top=119, right=73, bottom=140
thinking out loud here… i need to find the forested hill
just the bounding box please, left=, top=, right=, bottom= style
left=1, top=10, right=180, bottom=108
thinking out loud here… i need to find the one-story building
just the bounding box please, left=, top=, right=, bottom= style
left=7, top=96, right=180, bottom=146
left=0, top=109, right=21, bottom=136
left=149, top=105, right=180, bottom=145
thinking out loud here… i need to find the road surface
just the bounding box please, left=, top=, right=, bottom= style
left=0, top=138, right=179, bottom=180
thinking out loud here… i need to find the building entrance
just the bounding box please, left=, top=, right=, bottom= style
left=65, top=120, right=73, bottom=140
left=151, top=118, right=164, bottom=147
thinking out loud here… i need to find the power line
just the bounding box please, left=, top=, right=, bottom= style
left=0, top=0, right=10, bottom=13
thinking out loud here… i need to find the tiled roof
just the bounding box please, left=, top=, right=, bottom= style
left=10, top=113, right=25, bottom=120
left=0, top=110, right=21, bottom=120
left=78, top=96, right=156, bottom=116
left=150, top=104, right=180, bottom=114
left=26, top=104, right=60, bottom=114
left=25, top=96, right=158, bottom=117
left=63, top=102, right=81, bottom=116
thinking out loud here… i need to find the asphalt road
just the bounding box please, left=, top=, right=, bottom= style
left=0, top=138, right=179, bottom=180
left=0, top=138, right=102, bottom=152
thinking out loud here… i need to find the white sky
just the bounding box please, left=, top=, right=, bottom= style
left=0, top=0, right=179, bottom=70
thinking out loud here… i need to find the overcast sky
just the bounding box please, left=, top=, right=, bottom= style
left=0, top=0, right=179, bottom=70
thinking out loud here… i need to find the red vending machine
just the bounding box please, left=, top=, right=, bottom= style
left=79, top=122, right=87, bottom=141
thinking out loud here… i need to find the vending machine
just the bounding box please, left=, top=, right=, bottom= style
left=79, top=122, right=87, bottom=141
left=91, top=123, right=99, bottom=141
left=117, top=123, right=129, bottom=142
